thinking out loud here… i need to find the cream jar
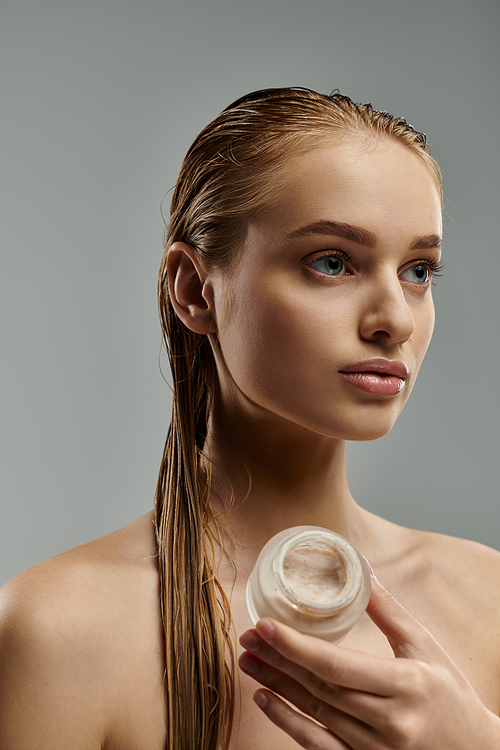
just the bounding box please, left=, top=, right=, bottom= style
left=246, top=525, right=371, bottom=642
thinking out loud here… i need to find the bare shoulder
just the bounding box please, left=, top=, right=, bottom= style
left=406, top=527, right=500, bottom=603
left=391, top=525, right=500, bottom=666
left=0, top=512, right=165, bottom=749
left=367, top=510, right=500, bottom=602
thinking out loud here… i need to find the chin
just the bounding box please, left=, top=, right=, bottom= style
left=343, top=397, right=409, bottom=442
left=327, top=410, right=401, bottom=442
left=348, top=427, right=394, bottom=442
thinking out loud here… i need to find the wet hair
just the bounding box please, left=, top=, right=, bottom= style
left=155, top=86, right=442, bottom=750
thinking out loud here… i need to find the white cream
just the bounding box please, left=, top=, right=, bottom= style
left=282, top=545, right=346, bottom=605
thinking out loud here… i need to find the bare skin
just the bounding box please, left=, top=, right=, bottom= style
left=0, top=513, right=166, bottom=750
left=2, top=137, right=500, bottom=748
left=2, top=511, right=500, bottom=749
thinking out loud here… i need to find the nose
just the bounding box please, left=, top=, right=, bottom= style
left=358, top=275, right=415, bottom=346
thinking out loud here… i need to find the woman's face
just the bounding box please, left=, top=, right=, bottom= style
left=209, top=137, right=442, bottom=442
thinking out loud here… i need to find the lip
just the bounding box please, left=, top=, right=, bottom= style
left=340, top=359, right=408, bottom=379
left=339, top=359, right=408, bottom=396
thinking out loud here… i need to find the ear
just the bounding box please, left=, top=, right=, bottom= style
left=167, top=242, right=217, bottom=334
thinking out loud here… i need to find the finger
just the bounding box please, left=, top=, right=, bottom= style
left=241, top=628, right=326, bottom=694
left=249, top=620, right=396, bottom=696
left=366, top=570, right=448, bottom=661
left=239, top=649, right=386, bottom=732
left=252, top=689, right=353, bottom=750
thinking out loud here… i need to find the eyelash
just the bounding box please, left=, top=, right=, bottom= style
left=308, top=249, right=354, bottom=269
left=417, top=258, right=444, bottom=280
left=307, top=251, right=444, bottom=283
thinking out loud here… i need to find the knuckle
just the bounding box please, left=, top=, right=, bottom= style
left=300, top=725, right=328, bottom=750
left=262, top=664, right=284, bottom=692
left=319, top=656, right=349, bottom=686
left=276, top=708, right=292, bottom=730
left=381, top=708, right=419, bottom=747
left=302, top=739, right=323, bottom=750
left=263, top=644, right=284, bottom=670
left=268, top=701, right=326, bottom=750
left=314, top=677, right=344, bottom=706
left=272, top=702, right=295, bottom=732
left=394, top=659, right=430, bottom=696
left=381, top=662, right=437, bottom=747
left=302, top=691, right=325, bottom=721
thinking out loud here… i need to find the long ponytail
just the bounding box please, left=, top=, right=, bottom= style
left=155, top=288, right=234, bottom=748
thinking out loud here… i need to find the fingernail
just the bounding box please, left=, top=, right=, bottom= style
left=239, top=630, right=260, bottom=654
left=254, top=691, right=269, bottom=709
left=256, top=619, right=275, bottom=640
left=239, top=652, right=259, bottom=675
left=363, top=556, right=375, bottom=577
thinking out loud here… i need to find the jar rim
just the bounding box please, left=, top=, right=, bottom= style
left=273, top=528, right=362, bottom=616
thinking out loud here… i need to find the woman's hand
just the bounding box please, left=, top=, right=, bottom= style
left=238, top=570, right=500, bottom=749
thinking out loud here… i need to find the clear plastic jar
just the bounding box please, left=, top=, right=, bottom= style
left=246, top=525, right=371, bottom=643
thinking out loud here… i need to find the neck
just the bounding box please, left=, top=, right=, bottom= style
left=203, top=398, right=369, bottom=576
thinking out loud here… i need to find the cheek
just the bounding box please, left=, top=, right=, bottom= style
left=415, top=300, right=435, bottom=361
left=215, top=282, right=349, bottom=404
left=219, top=294, right=312, bottom=382
left=405, top=299, right=435, bottom=395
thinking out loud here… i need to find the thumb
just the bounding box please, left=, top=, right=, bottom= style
left=365, top=566, right=443, bottom=661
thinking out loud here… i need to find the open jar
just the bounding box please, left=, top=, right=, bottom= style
left=246, top=525, right=371, bottom=643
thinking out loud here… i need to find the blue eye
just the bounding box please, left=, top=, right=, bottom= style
left=400, top=264, right=430, bottom=284
left=309, top=255, right=346, bottom=276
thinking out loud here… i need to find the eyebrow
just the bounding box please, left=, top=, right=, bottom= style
left=287, top=220, right=376, bottom=247
left=287, top=220, right=442, bottom=252
left=409, top=234, right=443, bottom=251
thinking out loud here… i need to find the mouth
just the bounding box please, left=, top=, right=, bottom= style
left=339, top=359, right=408, bottom=396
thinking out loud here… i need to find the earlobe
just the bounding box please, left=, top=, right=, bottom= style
left=167, top=242, right=217, bottom=334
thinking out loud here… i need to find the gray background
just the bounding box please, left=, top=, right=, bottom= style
left=1, top=0, right=499, bottom=587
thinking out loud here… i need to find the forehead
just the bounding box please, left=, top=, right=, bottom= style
left=250, top=138, right=442, bottom=245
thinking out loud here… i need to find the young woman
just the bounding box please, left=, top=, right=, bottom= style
left=1, top=87, right=500, bottom=750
